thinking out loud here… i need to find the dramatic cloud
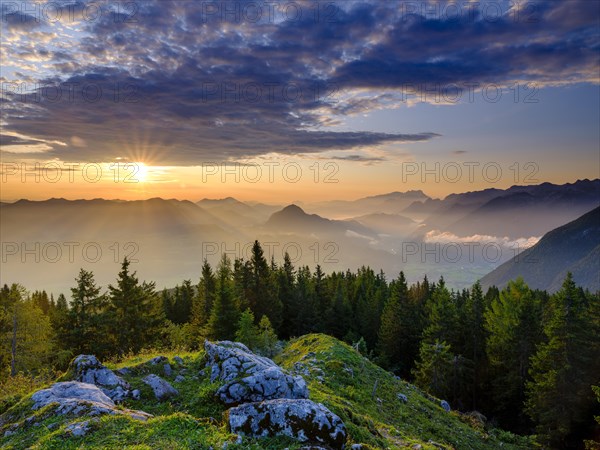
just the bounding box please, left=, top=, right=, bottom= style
left=1, top=0, right=598, bottom=164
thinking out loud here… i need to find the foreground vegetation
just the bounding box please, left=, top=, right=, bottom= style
left=2, top=334, right=534, bottom=449
left=1, top=241, right=599, bottom=448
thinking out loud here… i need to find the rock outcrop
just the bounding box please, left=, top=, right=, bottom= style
left=228, top=399, right=346, bottom=449
left=205, top=340, right=308, bottom=405
left=206, top=340, right=346, bottom=448
left=142, top=374, right=179, bottom=401
left=30, top=381, right=151, bottom=421
left=69, top=355, right=133, bottom=402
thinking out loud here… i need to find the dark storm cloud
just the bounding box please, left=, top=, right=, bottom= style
left=1, top=0, right=598, bottom=164
left=1, top=11, right=44, bottom=30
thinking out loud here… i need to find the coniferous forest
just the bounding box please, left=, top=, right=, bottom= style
left=1, top=240, right=599, bottom=449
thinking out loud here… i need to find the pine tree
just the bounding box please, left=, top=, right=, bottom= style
left=295, top=265, right=317, bottom=335
left=108, top=258, right=159, bottom=355
left=377, top=271, right=409, bottom=370
left=485, top=278, right=543, bottom=430
left=66, top=269, right=108, bottom=356
left=206, top=255, right=239, bottom=340
left=413, top=339, right=454, bottom=399
left=257, top=315, right=278, bottom=357
left=171, top=280, right=193, bottom=324
left=192, top=260, right=216, bottom=329
left=248, top=241, right=282, bottom=331
left=277, top=252, right=296, bottom=339
left=463, top=281, right=488, bottom=410
left=235, top=309, right=259, bottom=349
left=526, top=274, right=600, bottom=448
left=423, top=277, right=459, bottom=347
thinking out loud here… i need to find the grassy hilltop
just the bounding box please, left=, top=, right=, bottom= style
left=0, top=334, right=533, bottom=449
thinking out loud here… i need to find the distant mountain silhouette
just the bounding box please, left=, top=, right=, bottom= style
left=308, top=190, right=430, bottom=218
left=480, top=206, right=600, bottom=292
left=265, top=204, right=375, bottom=237
left=351, top=212, right=418, bottom=236
left=411, top=179, right=600, bottom=238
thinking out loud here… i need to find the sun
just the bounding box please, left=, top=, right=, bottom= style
left=135, top=162, right=149, bottom=182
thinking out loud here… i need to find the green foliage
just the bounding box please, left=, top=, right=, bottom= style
left=413, top=340, right=454, bottom=400
left=108, top=258, right=163, bottom=356
left=1, top=334, right=533, bottom=450
left=526, top=274, right=600, bottom=448
left=276, top=334, right=533, bottom=450
left=62, top=269, right=110, bottom=358
left=160, top=320, right=195, bottom=351
left=257, top=315, right=278, bottom=357
left=2, top=242, right=598, bottom=447
left=235, top=310, right=278, bottom=357
left=484, top=278, right=544, bottom=430
left=0, top=284, right=55, bottom=377
left=206, top=254, right=239, bottom=340
left=235, top=309, right=260, bottom=349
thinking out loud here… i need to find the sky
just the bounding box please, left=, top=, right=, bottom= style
left=1, top=0, right=599, bottom=202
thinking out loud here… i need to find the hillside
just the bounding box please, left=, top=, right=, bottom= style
left=481, top=206, right=600, bottom=292
left=0, top=335, right=532, bottom=449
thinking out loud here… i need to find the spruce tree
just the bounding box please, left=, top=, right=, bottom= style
left=108, top=258, right=159, bottom=355
left=277, top=253, right=296, bottom=339
left=377, top=271, right=409, bottom=370
left=248, top=241, right=282, bottom=331
left=235, top=309, right=259, bottom=349
left=526, top=274, right=600, bottom=448
left=413, top=339, right=454, bottom=399
left=206, top=255, right=239, bottom=340
left=66, top=269, right=107, bottom=356
left=485, top=277, right=543, bottom=430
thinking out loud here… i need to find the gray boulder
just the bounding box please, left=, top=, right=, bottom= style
left=163, top=363, right=172, bottom=377
left=70, top=355, right=132, bottom=402
left=217, top=366, right=308, bottom=406
left=440, top=400, right=451, bottom=412
left=142, top=374, right=178, bottom=401
left=65, top=419, right=93, bottom=437
left=205, top=341, right=274, bottom=382
left=149, top=356, right=168, bottom=365
left=228, top=399, right=346, bottom=449
left=205, top=340, right=308, bottom=405
left=30, top=381, right=151, bottom=421
left=397, top=393, right=408, bottom=403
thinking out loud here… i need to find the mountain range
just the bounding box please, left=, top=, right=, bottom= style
left=1, top=179, right=598, bottom=295
left=481, top=206, right=600, bottom=292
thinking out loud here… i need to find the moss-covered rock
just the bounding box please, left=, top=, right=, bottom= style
left=228, top=398, right=347, bottom=449
left=206, top=340, right=308, bottom=405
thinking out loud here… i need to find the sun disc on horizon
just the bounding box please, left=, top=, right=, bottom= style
left=134, top=162, right=149, bottom=182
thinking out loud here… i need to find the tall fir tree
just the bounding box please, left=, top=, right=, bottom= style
left=276, top=253, right=296, bottom=339
left=248, top=241, right=282, bottom=331
left=377, top=271, right=409, bottom=371
left=108, top=258, right=160, bottom=356
left=206, top=255, right=240, bottom=340
left=66, top=269, right=108, bottom=357
left=485, top=277, right=544, bottom=430
left=526, top=274, right=600, bottom=448
left=191, top=260, right=216, bottom=340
